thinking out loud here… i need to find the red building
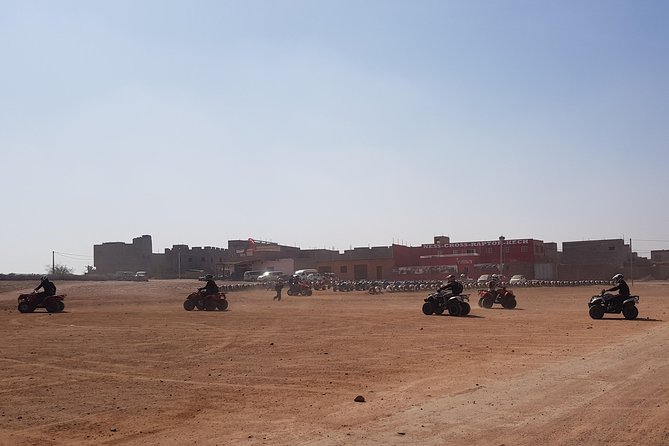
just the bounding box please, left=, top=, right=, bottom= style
left=391, top=236, right=547, bottom=280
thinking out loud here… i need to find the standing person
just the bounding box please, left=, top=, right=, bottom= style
left=274, top=280, right=284, bottom=301
left=34, top=275, right=56, bottom=305
left=198, top=274, right=219, bottom=296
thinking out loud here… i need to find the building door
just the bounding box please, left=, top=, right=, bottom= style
left=376, top=266, right=383, bottom=280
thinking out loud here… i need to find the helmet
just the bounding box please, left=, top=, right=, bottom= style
left=446, top=274, right=455, bottom=281
left=41, top=275, right=48, bottom=281
left=205, top=274, right=213, bottom=280
left=612, top=273, right=624, bottom=283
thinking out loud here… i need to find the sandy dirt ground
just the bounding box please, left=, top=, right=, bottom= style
left=1, top=280, right=668, bottom=446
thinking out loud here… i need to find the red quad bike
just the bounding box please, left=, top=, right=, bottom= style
left=18, top=292, right=66, bottom=313
left=183, top=291, right=228, bottom=311
left=287, top=282, right=313, bottom=296
left=478, top=287, right=517, bottom=309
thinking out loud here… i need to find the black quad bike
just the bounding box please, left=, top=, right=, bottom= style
left=588, top=291, right=639, bottom=320
left=422, top=291, right=471, bottom=317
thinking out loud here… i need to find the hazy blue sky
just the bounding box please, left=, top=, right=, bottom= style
left=2, top=0, right=668, bottom=273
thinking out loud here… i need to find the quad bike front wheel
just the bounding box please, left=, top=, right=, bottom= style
left=217, top=300, right=229, bottom=311
left=57, top=301, right=65, bottom=312
left=481, top=295, right=494, bottom=309
left=460, top=301, right=471, bottom=316
left=18, top=302, right=33, bottom=313
left=501, top=294, right=517, bottom=309
left=183, top=300, right=196, bottom=311
left=422, top=302, right=435, bottom=315
left=622, top=303, right=638, bottom=320
left=589, top=304, right=605, bottom=319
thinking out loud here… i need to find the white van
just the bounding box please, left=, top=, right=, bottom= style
left=294, top=269, right=318, bottom=278
left=257, top=271, right=285, bottom=282
left=243, top=270, right=265, bottom=282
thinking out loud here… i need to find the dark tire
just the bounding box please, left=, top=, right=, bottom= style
left=287, top=289, right=295, bottom=296
left=434, top=307, right=445, bottom=315
left=205, top=300, right=217, bottom=311
left=56, top=301, right=65, bottom=312
left=460, top=301, right=471, bottom=316
left=447, top=300, right=462, bottom=316
left=589, top=304, right=605, bottom=319
left=501, top=294, right=517, bottom=309
left=195, top=299, right=205, bottom=310
left=217, top=299, right=229, bottom=311
left=306, top=289, right=313, bottom=296
left=45, top=300, right=60, bottom=313
left=622, top=303, right=638, bottom=320
left=18, top=301, right=33, bottom=313
left=422, top=302, right=435, bottom=315
left=481, top=295, right=494, bottom=309
left=478, top=297, right=485, bottom=308
left=183, top=300, right=195, bottom=311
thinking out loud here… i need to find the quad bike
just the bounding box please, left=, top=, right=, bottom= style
left=422, top=291, right=471, bottom=316
left=477, top=287, right=517, bottom=309
left=287, top=282, right=313, bottom=296
left=18, top=292, right=66, bottom=313
left=588, top=291, right=639, bottom=320
left=183, top=291, right=228, bottom=311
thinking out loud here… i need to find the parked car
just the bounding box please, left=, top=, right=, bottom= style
left=509, top=275, right=527, bottom=285
left=257, top=271, right=285, bottom=282
left=477, top=274, right=492, bottom=286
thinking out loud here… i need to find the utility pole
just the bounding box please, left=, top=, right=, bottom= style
left=52, top=251, right=55, bottom=274
left=629, top=238, right=634, bottom=286
left=499, top=236, right=505, bottom=278
left=178, top=249, right=181, bottom=279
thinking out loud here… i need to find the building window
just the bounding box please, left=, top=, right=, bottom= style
left=486, top=248, right=493, bottom=254
left=188, top=257, right=193, bottom=263
left=504, top=247, right=510, bottom=253
left=608, top=246, right=615, bottom=251
left=466, top=249, right=475, bottom=254
left=521, top=246, right=528, bottom=253
left=340, top=265, right=348, bottom=274
left=453, top=250, right=458, bottom=254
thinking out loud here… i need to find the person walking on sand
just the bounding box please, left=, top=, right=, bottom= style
left=274, top=280, right=284, bottom=301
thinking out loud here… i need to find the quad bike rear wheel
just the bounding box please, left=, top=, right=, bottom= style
left=589, top=304, right=605, bottom=319
left=205, top=300, right=217, bottom=311
left=183, top=300, right=196, bottom=311
left=18, top=302, right=33, bottom=313
left=622, top=303, right=638, bottom=320
left=434, top=306, right=445, bottom=315
left=460, top=301, right=471, bottom=316
left=422, top=302, right=435, bottom=315
left=447, top=300, right=462, bottom=316
left=57, top=301, right=65, bottom=312
left=45, top=300, right=60, bottom=313
left=217, top=300, right=228, bottom=311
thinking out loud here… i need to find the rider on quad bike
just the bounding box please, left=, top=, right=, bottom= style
left=603, top=273, right=630, bottom=308
left=437, top=274, right=464, bottom=304
left=198, top=274, right=219, bottom=296
left=34, top=275, right=57, bottom=305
